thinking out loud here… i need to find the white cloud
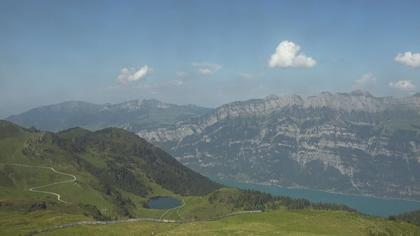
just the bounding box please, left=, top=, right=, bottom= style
left=117, top=65, right=151, bottom=85
left=268, top=40, right=316, bottom=68
left=353, top=73, right=376, bottom=89
left=192, top=62, right=222, bottom=75
left=395, top=51, right=420, bottom=68
left=198, top=68, right=213, bottom=75
left=389, top=80, right=416, bottom=92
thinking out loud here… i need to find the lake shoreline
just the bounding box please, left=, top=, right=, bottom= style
left=211, top=176, right=420, bottom=203
left=210, top=176, right=420, bottom=217
left=147, top=196, right=182, bottom=209
left=256, top=181, right=420, bottom=204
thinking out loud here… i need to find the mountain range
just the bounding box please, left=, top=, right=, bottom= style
left=7, top=99, right=211, bottom=132
left=7, top=91, right=420, bottom=200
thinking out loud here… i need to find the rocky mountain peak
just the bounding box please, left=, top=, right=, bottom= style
left=349, top=90, right=373, bottom=97
left=106, top=99, right=171, bottom=111
left=212, top=91, right=420, bottom=119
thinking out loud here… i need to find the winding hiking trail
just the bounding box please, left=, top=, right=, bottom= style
left=2, top=163, right=77, bottom=204
left=30, top=209, right=262, bottom=235
left=2, top=162, right=263, bottom=235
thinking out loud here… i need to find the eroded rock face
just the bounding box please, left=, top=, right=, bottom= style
left=138, top=92, right=420, bottom=200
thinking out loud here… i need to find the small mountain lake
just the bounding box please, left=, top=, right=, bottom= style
left=147, top=196, right=182, bottom=209
left=211, top=177, right=420, bottom=217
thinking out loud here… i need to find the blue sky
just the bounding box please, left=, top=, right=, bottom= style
left=1, top=0, right=420, bottom=117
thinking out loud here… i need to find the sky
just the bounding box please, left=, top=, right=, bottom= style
left=1, top=0, right=420, bottom=117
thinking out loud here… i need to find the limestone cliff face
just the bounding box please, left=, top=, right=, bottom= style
left=138, top=92, right=420, bottom=200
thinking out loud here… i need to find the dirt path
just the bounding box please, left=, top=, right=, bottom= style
left=30, top=210, right=262, bottom=235
left=2, top=163, right=77, bottom=203
left=159, top=198, right=186, bottom=220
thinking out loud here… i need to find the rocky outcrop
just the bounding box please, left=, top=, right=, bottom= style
left=138, top=92, right=420, bottom=200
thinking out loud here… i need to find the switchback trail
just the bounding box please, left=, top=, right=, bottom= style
left=2, top=163, right=262, bottom=235
left=1, top=163, right=77, bottom=203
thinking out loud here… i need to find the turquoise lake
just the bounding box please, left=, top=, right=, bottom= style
left=212, top=177, right=420, bottom=217
left=147, top=196, right=181, bottom=209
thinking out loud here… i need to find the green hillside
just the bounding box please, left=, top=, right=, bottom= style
left=2, top=205, right=419, bottom=236
left=35, top=208, right=420, bottom=236
left=0, top=120, right=220, bottom=217
left=0, top=120, right=419, bottom=235
left=391, top=209, right=420, bottom=226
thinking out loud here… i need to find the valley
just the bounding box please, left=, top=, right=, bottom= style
left=3, top=1, right=420, bottom=234
left=1, top=120, right=419, bottom=235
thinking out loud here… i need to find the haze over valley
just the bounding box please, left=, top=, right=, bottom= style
left=1, top=0, right=420, bottom=235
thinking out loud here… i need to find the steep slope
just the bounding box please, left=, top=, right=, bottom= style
left=7, top=99, right=212, bottom=132
left=138, top=91, right=420, bottom=200
left=57, top=126, right=220, bottom=196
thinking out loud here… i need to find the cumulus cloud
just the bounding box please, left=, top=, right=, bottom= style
left=117, top=65, right=151, bottom=85
left=268, top=40, right=316, bottom=68
left=192, top=62, right=222, bottom=75
left=395, top=52, right=420, bottom=68
left=389, top=80, right=416, bottom=92
left=353, top=73, right=376, bottom=89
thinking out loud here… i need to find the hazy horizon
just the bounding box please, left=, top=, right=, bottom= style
left=3, top=89, right=420, bottom=119
left=1, top=0, right=420, bottom=117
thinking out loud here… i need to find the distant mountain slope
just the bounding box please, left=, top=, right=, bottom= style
left=138, top=91, right=420, bottom=200
left=7, top=99, right=212, bottom=132
left=0, top=120, right=220, bottom=218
